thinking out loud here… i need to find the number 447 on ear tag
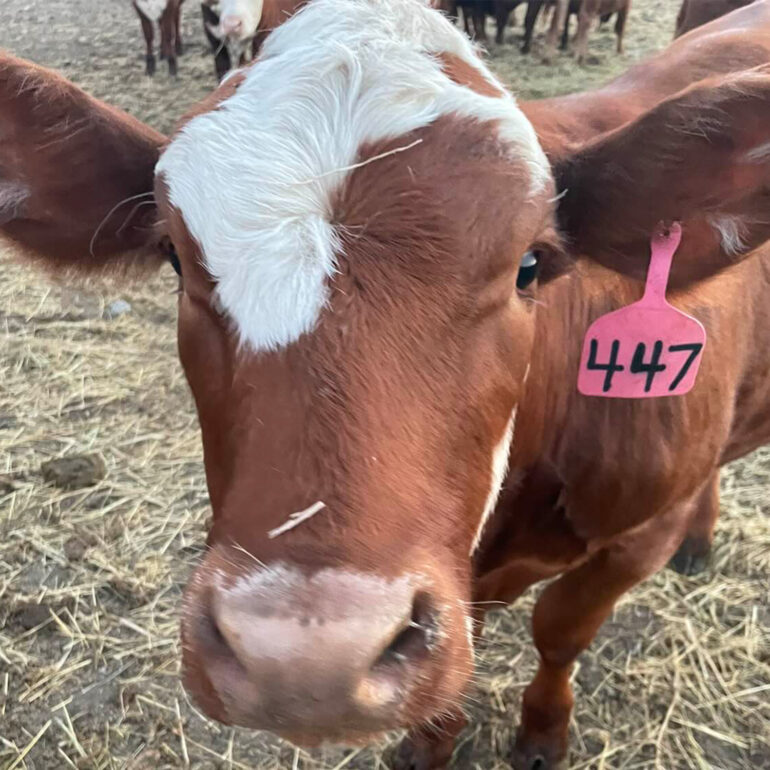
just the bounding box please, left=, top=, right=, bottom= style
left=577, top=223, right=706, bottom=398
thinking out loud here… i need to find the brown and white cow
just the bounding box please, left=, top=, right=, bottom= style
left=201, top=0, right=305, bottom=79
left=133, top=0, right=185, bottom=76
left=675, top=0, right=755, bottom=36
left=3, top=1, right=770, bottom=768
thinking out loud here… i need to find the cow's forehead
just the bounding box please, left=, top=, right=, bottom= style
left=156, top=0, right=550, bottom=353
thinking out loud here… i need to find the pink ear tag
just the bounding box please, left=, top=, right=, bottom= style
left=577, top=223, right=706, bottom=398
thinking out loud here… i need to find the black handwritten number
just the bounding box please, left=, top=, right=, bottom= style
left=587, top=339, right=624, bottom=393
left=668, top=343, right=704, bottom=391
left=630, top=341, right=666, bottom=392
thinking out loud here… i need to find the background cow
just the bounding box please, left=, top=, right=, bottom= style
left=201, top=0, right=305, bottom=78
left=133, top=0, right=185, bottom=75
left=544, top=0, right=631, bottom=61
left=446, top=1, right=546, bottom=51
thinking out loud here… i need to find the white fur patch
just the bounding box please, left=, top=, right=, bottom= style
left=157, top=0, right=549, bottom=353
left=221, top=563, right=418, bottom=614
left=470, top=408, right=517, bottom=554
left=135, top=0, right=168, bottom=22
left=708, top=214, right=750, bottom=256
left=743, top=140, right=770, bottom=164
left=0, top=182, right=29, bottom=225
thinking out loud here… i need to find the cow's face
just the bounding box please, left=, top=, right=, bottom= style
left=154, top=0, right=554, bottom=744
left=213, top=0, right=264, bottom=41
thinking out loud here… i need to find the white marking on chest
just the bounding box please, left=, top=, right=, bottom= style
left=157, top=0, right=549, bottom=353
left=708, top=214, right=750, bottom=256
left=470, top=408, right=517, bottom=554
left=0, top=182, right=29, bottom=225
left=135, top=0, right=168, bottom=22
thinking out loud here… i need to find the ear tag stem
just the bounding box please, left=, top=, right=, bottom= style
left=577, top=223, right=706, bottom=398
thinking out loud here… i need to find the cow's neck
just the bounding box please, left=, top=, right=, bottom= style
left=511, top=262, right=642, bottom=471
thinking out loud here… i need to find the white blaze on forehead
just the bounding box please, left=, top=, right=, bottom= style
left=157, top=0, right=550, bottom=353
left=470, top=408, right=517, bottom=554
left=135, top=0, right=168, bottom=22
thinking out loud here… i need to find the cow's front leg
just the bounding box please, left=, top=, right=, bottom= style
left=392, top=710, right=467, bottom=770
left=669, top=470, right=719, bottom=576
left=511, top=507, right=691, bottom=769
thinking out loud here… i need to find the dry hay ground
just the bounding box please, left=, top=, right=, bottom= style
left=1, top=0, right=769, bottom=767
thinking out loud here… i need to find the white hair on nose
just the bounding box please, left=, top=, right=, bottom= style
left=157, top=0, right=549, bottom=353
left=471, top=408, right=517, bottom=554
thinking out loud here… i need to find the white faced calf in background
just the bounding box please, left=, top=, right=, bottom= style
left=203, top=0, right=264, bottom=73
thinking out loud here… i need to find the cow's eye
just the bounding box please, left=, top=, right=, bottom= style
left=169, top=248, right=182, bottom=277
left=211, top=292, right=227, bottom=317
left=516, top=250, right=539, bottom=290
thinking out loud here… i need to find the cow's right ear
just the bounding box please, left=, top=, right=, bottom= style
left=553, top=65, right=770, bottom=287
left=0, top=53, right=167, bottom=271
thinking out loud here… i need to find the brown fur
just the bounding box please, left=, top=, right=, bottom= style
left=675, top=0, right=756, bottom=37
left=0, top=53, right=165, bottom=270
left=4, top=3, right=770, bottom=767
left=436, top=51, right=505, bottom=96
left=523, top=0, right=770, bottom=154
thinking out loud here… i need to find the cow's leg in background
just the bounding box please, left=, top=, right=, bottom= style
left=462, top=5, right=471, bottom=36
left=160, top=5, right=178, bottom=75
left=573, top=0, right=597, bottom=63
left=521, top=0, right=544, bottom=53
left=175, top=0, right=184, bottom=55
left=669, top=471, right=720, bottom=577
left=472, top=5, right=488, bottom=41
left=392, top=710, right=468, bottom=770
left=201, top=2, right=232, bottom=80
left=495, top=1, right=513, bottom=44
left=559, top=4, right=571, bottom=49
left=614, top=3, right=628, bottom=53
left=138, top=10, right=156, bottom=76
left=544, top=0, right=568, bottom=59
left=510, top=505, right=693, bottom=770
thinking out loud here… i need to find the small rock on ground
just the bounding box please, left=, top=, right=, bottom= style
left=104, top=299, right=132, bottom=319
left=12, top=603, right=52, bottom=630
left=0, top=474, right=17, bottom=494
left=41, top=454, right=107, bottom=489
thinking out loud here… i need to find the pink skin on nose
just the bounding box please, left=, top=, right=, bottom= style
left=221, top=15, right=245, bottom=37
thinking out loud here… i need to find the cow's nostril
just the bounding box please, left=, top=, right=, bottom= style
left=375, top=591, right=438, bottom=668
left=196, top=602, right=233, bottom=657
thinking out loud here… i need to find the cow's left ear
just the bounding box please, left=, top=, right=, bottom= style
left=0, top=53, right=167, bottom=272
left=555, top=66, right=770, bottom=286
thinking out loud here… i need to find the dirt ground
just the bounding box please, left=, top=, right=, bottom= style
left=1, top=1, right=769, bottom=768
